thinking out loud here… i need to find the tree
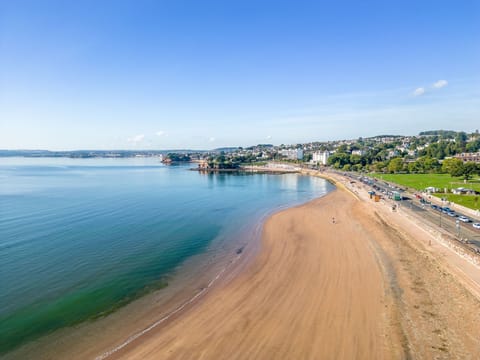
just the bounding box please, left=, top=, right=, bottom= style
left=466, top=138, right=480, bottom=152
left=349, top=154, right=363, bottom=165
left=303, top=153, right=312, bottom=162
left=441, top=158, right=463, bottom=175
left=327, top=152, right=350, bottom=168
left=388, top=158, right=403, bottom=173
left=459, top=162, right=479, bottom=180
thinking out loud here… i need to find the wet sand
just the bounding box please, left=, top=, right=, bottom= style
left=13, top=173, right=480, bottom=359
left=108, top=190, right=398, bottom=359
left=105, top=173, right=480, bottom=360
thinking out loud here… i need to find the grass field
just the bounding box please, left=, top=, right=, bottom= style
left=440, top=194, right=480, bottom=210
left=369, top=173, right=480, bottom=210
left=369, top=173, right=480, bottom=192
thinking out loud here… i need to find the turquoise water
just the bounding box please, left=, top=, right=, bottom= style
left=0, top=157, right=333, bottom=354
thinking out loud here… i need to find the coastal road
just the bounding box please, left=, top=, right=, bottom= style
left=348, top=173, right=480, bottom=254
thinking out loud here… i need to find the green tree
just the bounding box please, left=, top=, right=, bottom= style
left=327, top=152, right=350, bottom=168
left=388, top=158, right=403, bottom=173
left=459, top=162, right=479, bottom=180
left=441, top=158, right=463, bottom=175
left=466, top=138, right=480, bottom=152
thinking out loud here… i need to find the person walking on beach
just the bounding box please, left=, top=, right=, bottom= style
left=332, top=217, right=336, bottom=224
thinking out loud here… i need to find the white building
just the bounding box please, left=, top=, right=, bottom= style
left=280, top=148, right=304, bottom=160
left=351, top=149, right=365, bottom=156
left=312, top=151, right=330, bottom=165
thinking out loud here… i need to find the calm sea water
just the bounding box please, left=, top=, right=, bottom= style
left=0, top=157, right=333, bottom=354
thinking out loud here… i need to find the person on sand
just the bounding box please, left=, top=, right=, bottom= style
left=332, top=217, right=336, bottom=224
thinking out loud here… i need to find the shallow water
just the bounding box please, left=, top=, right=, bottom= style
left=0, top=157, right=333, bottom=354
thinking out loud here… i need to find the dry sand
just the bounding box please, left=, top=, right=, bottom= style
left=15, top=173, right=480, bottom=359
left=104, top=175, right=480, bottom=360
left=107, top=190, right=401, bottom=360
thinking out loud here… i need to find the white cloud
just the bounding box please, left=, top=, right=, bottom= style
left=433, top=80, right=448, bottom=89
left=413, top=87, right=425, bottom=96
left=156, top=130, right=166, bottom=136
left=209, top=137, right=215, bottom=142
left=127, top=134, right=145, bottom=143
left=266, top=135, right=272, bottom=139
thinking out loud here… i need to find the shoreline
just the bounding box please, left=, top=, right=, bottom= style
left=4, top=212, right=264, bottom=360
left=102, top=171, right=480, bottom=359
left=8, top=170, right=480, bottom=359
left=105, top=189, right=394, bottom=359
left=4, top=176, right=329, bottom=360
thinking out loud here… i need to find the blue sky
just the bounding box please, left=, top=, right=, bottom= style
left=1, top=0, right=479, bottom=150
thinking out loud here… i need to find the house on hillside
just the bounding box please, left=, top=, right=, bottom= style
left=454, top=152, right=480, bottom=163
left=280, top=148, right=304, bottom=160
left=312, top=151, right=330, bottom=165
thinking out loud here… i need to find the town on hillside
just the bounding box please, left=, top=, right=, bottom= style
left=3, top=130, right=480, bottom=177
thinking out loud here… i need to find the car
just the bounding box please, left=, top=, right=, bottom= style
left=431, top=204, right=438, bottom=210
left=458, top=215, right=471, bottom=223
left=447, top=211, right=456, bottom=217
left=473, top=223, right=480, bottom=229
left=443, top=207, right=452, bottom=212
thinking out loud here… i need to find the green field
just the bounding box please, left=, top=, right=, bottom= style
left=440, top=194, right=480, bottom=210
left=369, top=173, right=480, bottom=192
left=369, top=173, right=480, bottom=210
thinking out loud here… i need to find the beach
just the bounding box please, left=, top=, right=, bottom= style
left=101, top=174, right=480, bottom=360
left=7, top=170, right=480, bottom=359
left=104, top=189, right=397, bottom=359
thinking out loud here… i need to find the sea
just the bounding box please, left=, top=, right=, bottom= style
left=0, top=157, right=333, bottom=355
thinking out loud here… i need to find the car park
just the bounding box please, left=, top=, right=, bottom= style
left=473, top=223, right=480, bottom=229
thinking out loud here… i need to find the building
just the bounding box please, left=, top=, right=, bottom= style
left=454, top=152, right=480, bottom=163
left=452, top=187, right=477, bottom=195
left=280, top=148, right=303, bottom=160
left=312, top=151, right=330, bottom=165
left=351, top=149, right=365, bottom=156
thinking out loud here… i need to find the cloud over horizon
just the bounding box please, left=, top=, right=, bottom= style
left=127, top=134, right=145, bottom=144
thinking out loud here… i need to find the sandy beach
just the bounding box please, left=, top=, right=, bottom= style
left=102, top=174, right=480, bottom=360
left=104, top=189, right=397, bottom=359
left=9, top=174, right=480, bottom=359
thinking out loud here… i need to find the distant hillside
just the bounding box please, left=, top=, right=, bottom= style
left=419, top=130, right=459, bottom=138
left=213, top=147, right=239, bottom=153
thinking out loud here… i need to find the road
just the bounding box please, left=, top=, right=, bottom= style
left=342, top=172, right=480, bottom=254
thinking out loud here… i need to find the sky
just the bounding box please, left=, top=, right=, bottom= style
left=1, top=0, right=479, bottom=150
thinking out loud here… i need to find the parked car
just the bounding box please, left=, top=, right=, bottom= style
left=458, top=215, right=471, bottom=223
left=431, top=204, right=438, bottom=210
left=447, top=211, right=456, bottom=217
left=473, top=223, right=480, bottom=229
